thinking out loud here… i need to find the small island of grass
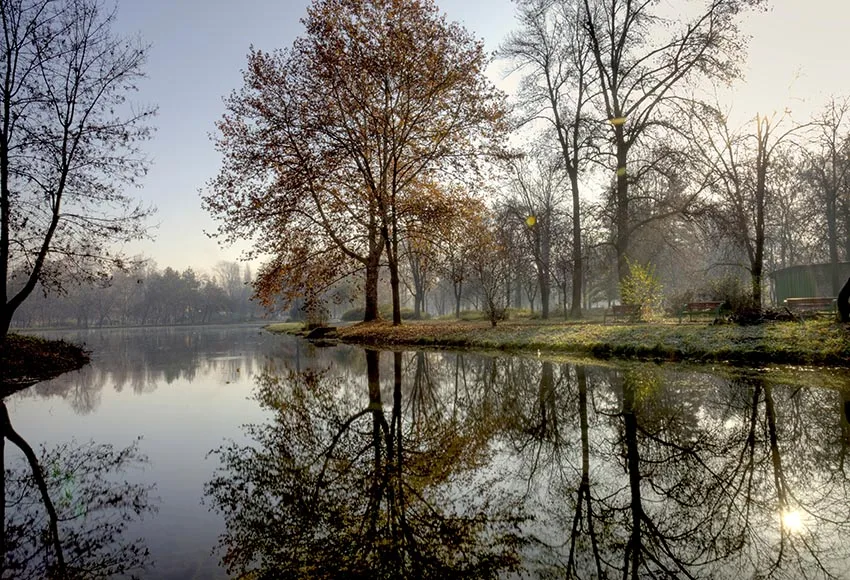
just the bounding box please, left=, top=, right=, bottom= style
left=267, top=316, right=850, bottom=367
left=1, top=334, right=90, bottom=396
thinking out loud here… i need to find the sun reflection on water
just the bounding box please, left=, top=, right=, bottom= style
left=781, top=509, right=804, bottom=533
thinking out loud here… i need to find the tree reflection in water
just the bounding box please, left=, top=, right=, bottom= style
left=207, top=348, right=850, bottom=579
left=0, top=401, right=154, bottom=579
left=503, top=362, right=850, bottom=579
left=206, top=349, right=527, bottom=579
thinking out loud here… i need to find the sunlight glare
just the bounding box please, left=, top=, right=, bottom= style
left=781, top=510, right=803, bottom=533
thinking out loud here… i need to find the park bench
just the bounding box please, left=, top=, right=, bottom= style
left=678, top=301, right=724, bottom=323
left=783, top=297, right=836, bottom=319
left=604, top=304, right=641, bottom=324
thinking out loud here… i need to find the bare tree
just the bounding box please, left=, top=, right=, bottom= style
left=766, top=151, right=819, bottom=273
left=803, top=97, right=850, bottom=294
left=581, top=0, right=764, bottom=285
left=502, top=153, right=565, bottom=319
left=0, top=0, right=156, bottom=338
left=689, top=105, right=803, bottom=307
left=468, top=218, right=511, bottom=327
left=502, top=0, right=599, bottom=318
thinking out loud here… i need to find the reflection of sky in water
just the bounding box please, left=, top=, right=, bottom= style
left=5, top=325, right=355, bottom=579
left=5, top=326, right=850, bottom=578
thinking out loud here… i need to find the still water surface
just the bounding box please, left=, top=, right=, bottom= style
left=6, top=325, right=850, bottom=578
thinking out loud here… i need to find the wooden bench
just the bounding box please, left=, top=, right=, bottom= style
left=604, top=304, right=641, bottom=324
left=678, top=301, right=724, bottom=323
left=783, top=297, right=836, bottom=318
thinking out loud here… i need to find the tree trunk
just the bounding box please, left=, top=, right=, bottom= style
left=838, top=276, right=850, bottom=322
left=615, top=129, right=630, bottom=287
left=0, top=309, right=11, bottom=339
left=389, top=258, right=401, bottom=325
left=0, top=415, right=4, bottom=576
left=843, top=202, right=850, bottom=261
left=752, top=118, right=768, bottom=310
left=0, top=82, right=10, bottom=343
left=570, top=171, right=583, bottom=319
left=540, top=283, right=549, bottom=319
left=409, top=252, right=425, bottom=319
left=827, top=193, right=841, bottom=294
left=563, top=283, right=568, bottom=320
left=364, top=256, right=380, bottom=322
left=751, top=264, right=762, bottom=310
left=514, top=275, right=522, bottom=309
left=535, top=223, right=550, bottom=320
left=380, top=214, right=402, bottom=326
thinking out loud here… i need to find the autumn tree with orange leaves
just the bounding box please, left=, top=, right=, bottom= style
left=203, top=0, right=508, bottom=324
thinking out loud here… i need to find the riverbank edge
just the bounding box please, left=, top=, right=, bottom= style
left=1, top=334, right=90, bottom=395
left=265, top=319, right=850, bottom=367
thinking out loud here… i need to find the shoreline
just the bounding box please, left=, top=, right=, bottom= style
left=266, top=318, right=850, bottom=367
left=1, top=334, right=91, bottom=396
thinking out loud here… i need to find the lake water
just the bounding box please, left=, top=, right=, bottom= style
left=5, top=325, right=850, bottom=579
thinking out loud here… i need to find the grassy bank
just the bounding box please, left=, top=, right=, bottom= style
left=266, top=318, right=850, bottom=366
left=1, top=334, right=90, bottom=395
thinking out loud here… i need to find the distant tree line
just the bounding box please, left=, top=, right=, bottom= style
left=9, top=261, right=261, bottom=329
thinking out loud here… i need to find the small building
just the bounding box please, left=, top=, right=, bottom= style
left=771, top=262, right=850, bottom=304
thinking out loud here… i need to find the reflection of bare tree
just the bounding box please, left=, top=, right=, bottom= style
left=594, top=366, right=850, bottom=579
left=494, top=360, right=606, bottom=578
left=196, top=346, right=850, bottom=577
left=501, top=360, right=570, bottom=486
left=206, top=349, right=525, bottom=579
left=614, top=366, right=724, bottom=578
left=708, top=376, right=850, bottom=578
left=0, top=402, right=153, bottom=579
left=565, top=365, right=603, bottom=578
left=492, top=357, right=850, bottom=579
left=407, top=351, right=440, bottom=429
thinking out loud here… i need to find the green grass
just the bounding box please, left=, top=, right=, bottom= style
left=1, top=333, right=90, bottom=394
left=265, top=322, right=306, bottom=333
left=267, top=317, right=850, bottom=367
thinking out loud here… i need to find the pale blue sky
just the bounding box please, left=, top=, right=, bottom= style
left=112, top=0, right=850, bottom=275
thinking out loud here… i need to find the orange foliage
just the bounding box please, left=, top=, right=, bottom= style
left=202, top=0, right=508, bottom=319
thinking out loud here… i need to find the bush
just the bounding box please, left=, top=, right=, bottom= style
left=708, top=275, right=751, bottom=316
left=303, top=297, right=330, bottom=330
left=403, top=309, right=432, bottom=320
left=506, top=308, right=532, bottom=319
left=666, top=289, right=696, bottom=317
left=619, top=259, right=663, bottom=321
left=483, top=304, right=508, bottom=327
